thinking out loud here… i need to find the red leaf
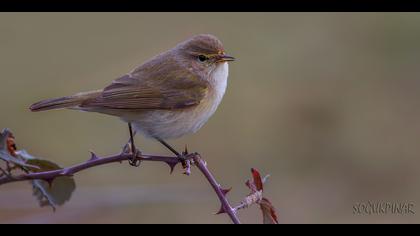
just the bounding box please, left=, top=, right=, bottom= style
left=260, top=198, right=278, bottom=224
left=251, top=168, right=264, bottom=192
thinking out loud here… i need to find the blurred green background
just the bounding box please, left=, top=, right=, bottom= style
left=1, top=13, right=420, bottom=224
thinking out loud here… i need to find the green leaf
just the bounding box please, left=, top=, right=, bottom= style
left=32, top=177, right=76, bottom=211
left=23, top=156, right=76, bottom=210
left=18, top=150, right=61, bottom=172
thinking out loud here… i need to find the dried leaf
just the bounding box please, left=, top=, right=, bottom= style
left=11, top=142, right=77, bottom=210
left=6, top=133, right=17, bottom=157
left=0, top=128, right=11, bottom=150
left=0, top=129, right=39, bottom=169
left=245, top=168, right=279, bottom=224
left=260, top=198, right=278, bottom=224
left=19, top=150, right=62, bottom=172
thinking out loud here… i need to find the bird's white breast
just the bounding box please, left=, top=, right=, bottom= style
left=207, top=61, right=229, bottom=116
left=132, top=62, right=229, bottom=139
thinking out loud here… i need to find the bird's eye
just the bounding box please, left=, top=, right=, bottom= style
left=198, top=55, right=208, bottom=62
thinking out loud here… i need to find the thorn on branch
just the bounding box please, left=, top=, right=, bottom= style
left=192, top=154, right=241, bottom=224
left=89, top=151, right=99, bottom=161
left=45, top=178, right=54, bottom=188
left=166, top=161, right=177, bottom=174
left=215, top=206, right=227, bottom=215
left=215, top=187, right=232, bottom=215
left=183, top=145, right=188, bottom=156
left=221, top=187, right=232, bottom=196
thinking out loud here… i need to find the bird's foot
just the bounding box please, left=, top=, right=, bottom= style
left=178, top=145, right=199, bottom=176
left=178, top=145, right=189, bottom=166
left=122, top=143, right=142, bottom=167
left=129, top=149, right=142, bottom=167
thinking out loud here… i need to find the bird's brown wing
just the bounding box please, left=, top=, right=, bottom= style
left=82, top=72, right=209, bottom=110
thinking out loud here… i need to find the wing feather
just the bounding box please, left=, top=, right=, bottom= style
left=82, top=65, right=208, bottom=110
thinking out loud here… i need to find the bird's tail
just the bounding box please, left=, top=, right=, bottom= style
left=30, top=90, right=102, bottom=112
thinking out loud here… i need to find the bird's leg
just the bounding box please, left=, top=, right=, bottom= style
left=156, top=138, right=188, bottom=165
left=127, top=123, right=141, bottom=167
left=156, top=138, right=180, bottom=157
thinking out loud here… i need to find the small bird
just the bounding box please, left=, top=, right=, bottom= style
left=30, top=34, right=235, bottom=166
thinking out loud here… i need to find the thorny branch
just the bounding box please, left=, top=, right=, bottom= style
left=0, top=129, right=277, bottom=224
left=192, top=154, right=241, bottom=224
left=0, top=150, right=246, bottom=224
left=0, top=152, right=191, bottom=185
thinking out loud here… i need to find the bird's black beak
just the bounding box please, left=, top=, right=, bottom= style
left=216, top=54, right=235, bottom=63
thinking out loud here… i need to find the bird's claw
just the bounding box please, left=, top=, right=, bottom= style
left=179, top=145, right=197, bottom=175
left=129, top=149, right=142, bottom=167
left=179, top=145, right=189, bottom=167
